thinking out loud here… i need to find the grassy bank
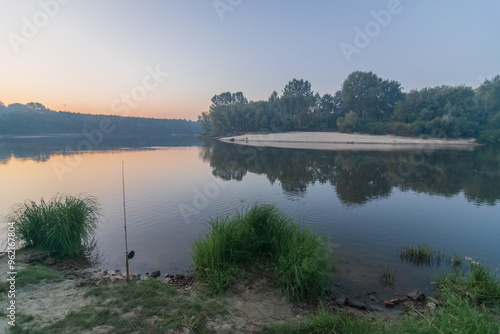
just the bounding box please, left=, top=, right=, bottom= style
left=260, top=261, right=500, bottom=333
left=0, top=265, right=62, bottom=293
left=10, top=261, right=499, bottom=334
left=11, top=279, right=226, bottom=334
left=191, top=204, right=332, bottom=302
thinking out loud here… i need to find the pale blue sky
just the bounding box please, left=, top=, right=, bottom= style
left=1, top=0, right=499, bottom=120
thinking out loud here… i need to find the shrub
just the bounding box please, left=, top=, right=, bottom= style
left=478, top=128, right=500, bottom=144
left=8, top=194, right=101, bottom=257
left=337, top=111, right=358, bottom=133
left=191, top=204, right=332, bottom=302
left=357, top=120, right=388, bottom=135
left=386, top=121, right=412, bottom=136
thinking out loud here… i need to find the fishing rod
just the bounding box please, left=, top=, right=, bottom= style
left=122, top=161, right=135, bottom=280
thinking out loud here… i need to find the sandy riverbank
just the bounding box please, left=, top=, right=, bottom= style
left=220, top=132, right=479, bottom=151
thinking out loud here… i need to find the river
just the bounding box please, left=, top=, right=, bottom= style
left=1, top=135, right=499, bottom=301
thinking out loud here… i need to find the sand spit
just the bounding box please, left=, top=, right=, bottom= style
left=220, top=132, right=479, bottom=151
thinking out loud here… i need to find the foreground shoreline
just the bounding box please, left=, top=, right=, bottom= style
left=220, top=132, right=480, bottom=151
left=0, top=249, right=435, bottom=332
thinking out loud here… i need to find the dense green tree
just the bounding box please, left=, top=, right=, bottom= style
left=281, top=79, right=317, bottom=130
left=268, top=91, right=278, bottom=102
left=340, top=71, right=403, bottom=120
left=198, top=71, right=499, bottom=143
left=282, top=79, right=313, bottom=98
left=476, top=75, right=500, bottom=120
left=336, top=111, right=358, bottom=132
left=210, top=91, right=248, bottom=107
left=315, top=93, right=336, bottom=129
left=26, top=102, right=48, bottom=111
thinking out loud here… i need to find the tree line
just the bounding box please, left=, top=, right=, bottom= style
left=0, top=102, right=201, bottom=136
left=198, top=71, right=500, bottom=143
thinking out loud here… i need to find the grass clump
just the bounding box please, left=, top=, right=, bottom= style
left=437, top=260, right=500, bottom=308
left=449, top=252, right=464, bottom=268
left=191, top=204, right=332, bottom=302
left=8, top=194, right=101, bottom=257
left=380, top=264, right=396, bottom=285
left=0, top=265, right=61, bottom=293
left=16, top=265, right=62, bottom=287
left=400, top=244, right=445, bottom=268
left=258, top=307, right=380, bottom=333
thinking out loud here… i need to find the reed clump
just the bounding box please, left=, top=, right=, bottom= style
left=400, top=244, right=446, bottom=268
left=8, top=194, right=101, bottom=257
left=191, top=204, right=332, bottom=302
left=380, top=264, right=396, bottom=285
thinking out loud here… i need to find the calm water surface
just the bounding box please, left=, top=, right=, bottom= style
left=1, top=135, right=499, bottom=301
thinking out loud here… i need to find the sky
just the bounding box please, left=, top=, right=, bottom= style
left=1, top=0, right=499, bottom=121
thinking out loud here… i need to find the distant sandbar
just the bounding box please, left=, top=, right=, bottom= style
left=220, top=132, right=479, bottom=151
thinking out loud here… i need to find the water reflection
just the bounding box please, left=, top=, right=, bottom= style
left=0, top=135, right=201, bottom=164
left=202, top=141, right=500, bottom=206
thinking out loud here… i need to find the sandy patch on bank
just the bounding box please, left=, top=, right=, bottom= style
left=0, top=251, right=307, bottom=333
left=208, top=277, right=304, bottom=333
left=0, top=251, right=97, bottom=332
left=220, top=132, right=478, bottom=151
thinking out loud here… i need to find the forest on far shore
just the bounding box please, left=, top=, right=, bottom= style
left=0, top=102, right=201, bottom=136
left=198, top=71, right=500, bottom=144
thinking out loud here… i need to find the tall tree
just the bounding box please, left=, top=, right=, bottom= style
left=281, top=79, right=316, bottom=130
left=315, top=93, right=336, bottom=129
left=268, top=91, right=278, bottom=102
left=341, top=71, right=403, bottom=120
left=476, top=75, right=500, bottom=120
left=210, top=91, right=248, bottom=108
left=282, top=79, right=313, bottom=98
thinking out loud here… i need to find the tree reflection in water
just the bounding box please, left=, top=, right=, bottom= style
left=201, top=140, right=500, bottom=206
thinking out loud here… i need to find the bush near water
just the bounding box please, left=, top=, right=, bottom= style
left=191, top=204, right=332, bottom=302
left=8, top=194, right=100, bottom=257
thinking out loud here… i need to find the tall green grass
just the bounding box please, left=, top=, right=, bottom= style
left=437, top=261, right=500, bottom=308
left=191, top=204, right=332, bottom=302
left=0, top=265, right=62, bottom=293
left=400, top=244, right=446, bottom=268
left=8, top=194, right=101, bottom=257
left=380, top=264, right=396, bottom=285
